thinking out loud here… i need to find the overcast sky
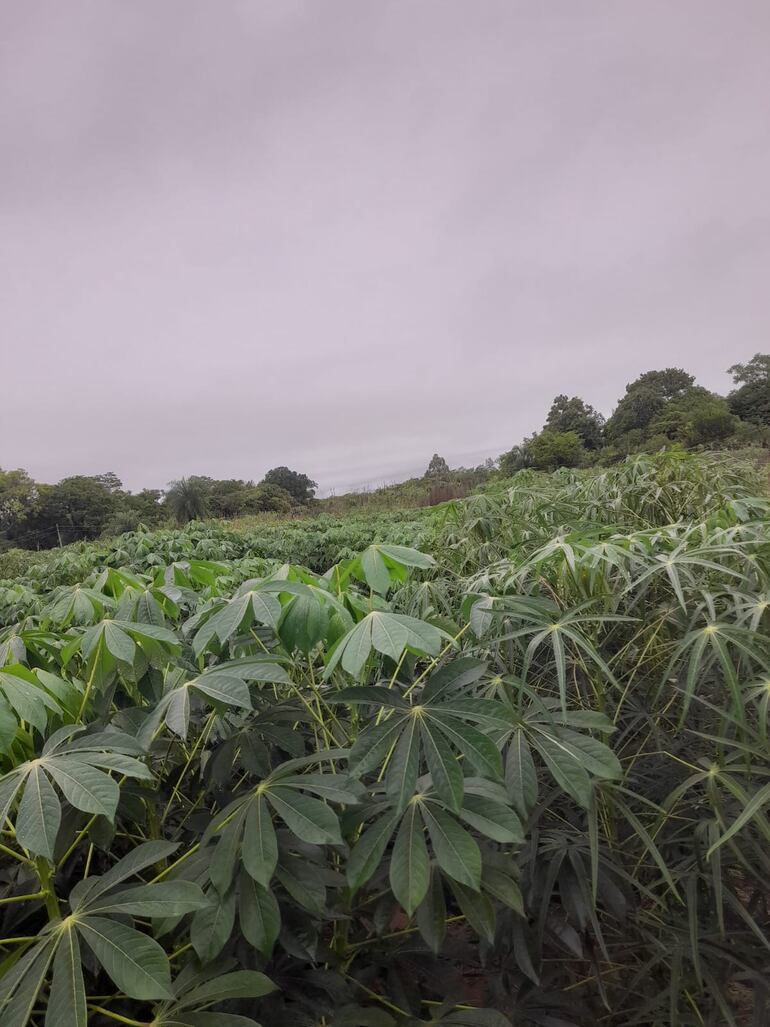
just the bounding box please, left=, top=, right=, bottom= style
left=2, top=2, right=768, bottom=494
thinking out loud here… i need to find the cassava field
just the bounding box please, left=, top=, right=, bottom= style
left=1, top=451, right=769, bottom=1027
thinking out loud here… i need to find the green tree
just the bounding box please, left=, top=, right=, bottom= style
left=728, top=353, right=770, bottom=426
left=0, top=468, right=36, bottom=541
left=260, top=466, right=317, bottom=504
left=544, top=394, right=605, bottom=449
left=728, top=353, right=770, bottom=386
left=606, top=368, right=696, bottom=441
left=499, top=443, right=532, bottom=476
left=165, top=478, right=209, bottom=525
left=425, top=453, right=450, bottom=477
left=649, top=387, right=733, bottom=443
left=244, top=483, right=296, bottom=514
left=529, top=430, right=585, bottom=470
left=13, top=476, right=118, bottom=547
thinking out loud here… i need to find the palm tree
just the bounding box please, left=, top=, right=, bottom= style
left=165, top=478, right=208, bottom=525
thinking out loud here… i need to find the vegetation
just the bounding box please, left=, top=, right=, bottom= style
left=500, top=355, right=770, bottom=472
left=0, top=451, right=768, bottom=1025
left=3, top=355, right=768, bottom=553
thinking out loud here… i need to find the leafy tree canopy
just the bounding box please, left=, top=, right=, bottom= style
left=425, top=453, right=450, bottom=477
left=729, top=352, right=770, bottom=386
left=606, top=368, right=696, bottom=441
left=728, top=353, right=770, bottom=426
left=529, top=430, right=585, bottom=470
left=260, top=466, right=317, bottom=504
left=544, top=394, right=605, bottom=449
left=165, top=478, right=209, bottom=525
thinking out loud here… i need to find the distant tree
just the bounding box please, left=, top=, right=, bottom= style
left=728, top=353, right=770, bottom=386
left=425, top=454, right=450, bottom=477
left=94, top=472, right=125, bottom=495
left=245, top=484, right=296, bottom=515
left=544, top=395, right=605, bottom=449
left=728, top=353, right=770, bottom=426
left=649, top=387, right=717, bottom=441
left=14, top=476, right=118, bottom=547
left=124, top=489, right=166, bottom=526
left=688, top=403, right=738, bottom=445
left=0, top=468, right=36, bottom=538
left=606, top=368, right=696, bottom=441
left=529, top=430, right=585, bottom=470
left=165, top=478, right=209, bottom=525
left=260, top=467, right=317, bottom=504
left=205, top=479, right=253, bottom=519
left=499, top=443, right=532, bottom=476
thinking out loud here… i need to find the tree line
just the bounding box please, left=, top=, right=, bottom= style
left=0, top=466, right=318, bottom=551
left=2, top=354, right=767, bottom=550
left=498, top=353, right=769, bottom=473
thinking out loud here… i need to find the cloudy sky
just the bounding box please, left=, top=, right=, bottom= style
left=2, top=2, right=768, bottom=494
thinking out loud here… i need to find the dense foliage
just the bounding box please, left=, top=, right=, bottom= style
left=0, top=452, right=768, bottom=1025
left=500, top=356, right=769, bottom=473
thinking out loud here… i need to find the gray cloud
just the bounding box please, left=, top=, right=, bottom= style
left=1, top=1, right=768, bottom=492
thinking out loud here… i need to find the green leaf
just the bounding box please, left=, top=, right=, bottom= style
left=347, top=814, right=399, bottom=893
left=458, top=797, right=523, bottom=843
left=190, top=889, right=236, bottom=963
left=339, top=619, right=374, bottom=677
left=178, top=970, right=275, bottom=1009
left=416, top=867, right=447, bottom=953
left=385, top=714, right=420, bottom=814
left=505, top=731, right=538, bottom=817
left=280, top=593, right=327, bottom=653
left=86, top=881, right=208, bottom=918
left=428, top=715, right=502, bottom=780
left=0, top=939, right=56, bottom=1027
left=250, top=590, right=282, bottom=629
left=266, top=787, right=342, bottom=845
left=482, top=867, right=524, bottom=913
left=46, top=758, right=119, bottom=819
left=242, top=796, right=278, bottom=888
left=210, top=805, right=248, bottom=895
left=389, top=803, right=429, bottom=914
left=73, top=840, right=178, bottom=909
left=238, top=871, right=280, bottom=958
left=361, top=548, right=392, bottom=595
left=421, top=719, right=464, bottom=811
left=102, top=621, right=136, bottom=665
left=421, top=803, right=481, bottom=890
left=78, top=916, right=173, bottom=1000
left=192, top=673, right=252, bottom=710
left=275, top=857, right=326, bottom=916
left=530, top=733, right=592, bottom=808
left=348, top=716, right=406, bottom=777
left=450, top=880, right=496, bottom=943
left=370, top=612, right=410, bottom=661
left=46, top=924, right=86, bottom=1027
left=16, top=765, right=60, bottom=860
left=421, top=657, right=487, bottom=702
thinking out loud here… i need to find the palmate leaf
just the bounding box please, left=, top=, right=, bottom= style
left=345, top=662, right=506, bottom=813
left=204, top=767, right=352, bottom=896
left=0, top=665, right=65, bottom=736
left=354, top=544, right=436, bottom=595
left=78, top=916, right=173, bottom=999
left=0, top=847, right=207, bottom=1027
left=4, top=736, right=150, bottom=858
left=191, top=586, right=282, bottom=656
left=325, top=611, right=446, bottom=678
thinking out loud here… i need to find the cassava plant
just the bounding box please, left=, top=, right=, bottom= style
left=0, top=451, right=768, bottom=1025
